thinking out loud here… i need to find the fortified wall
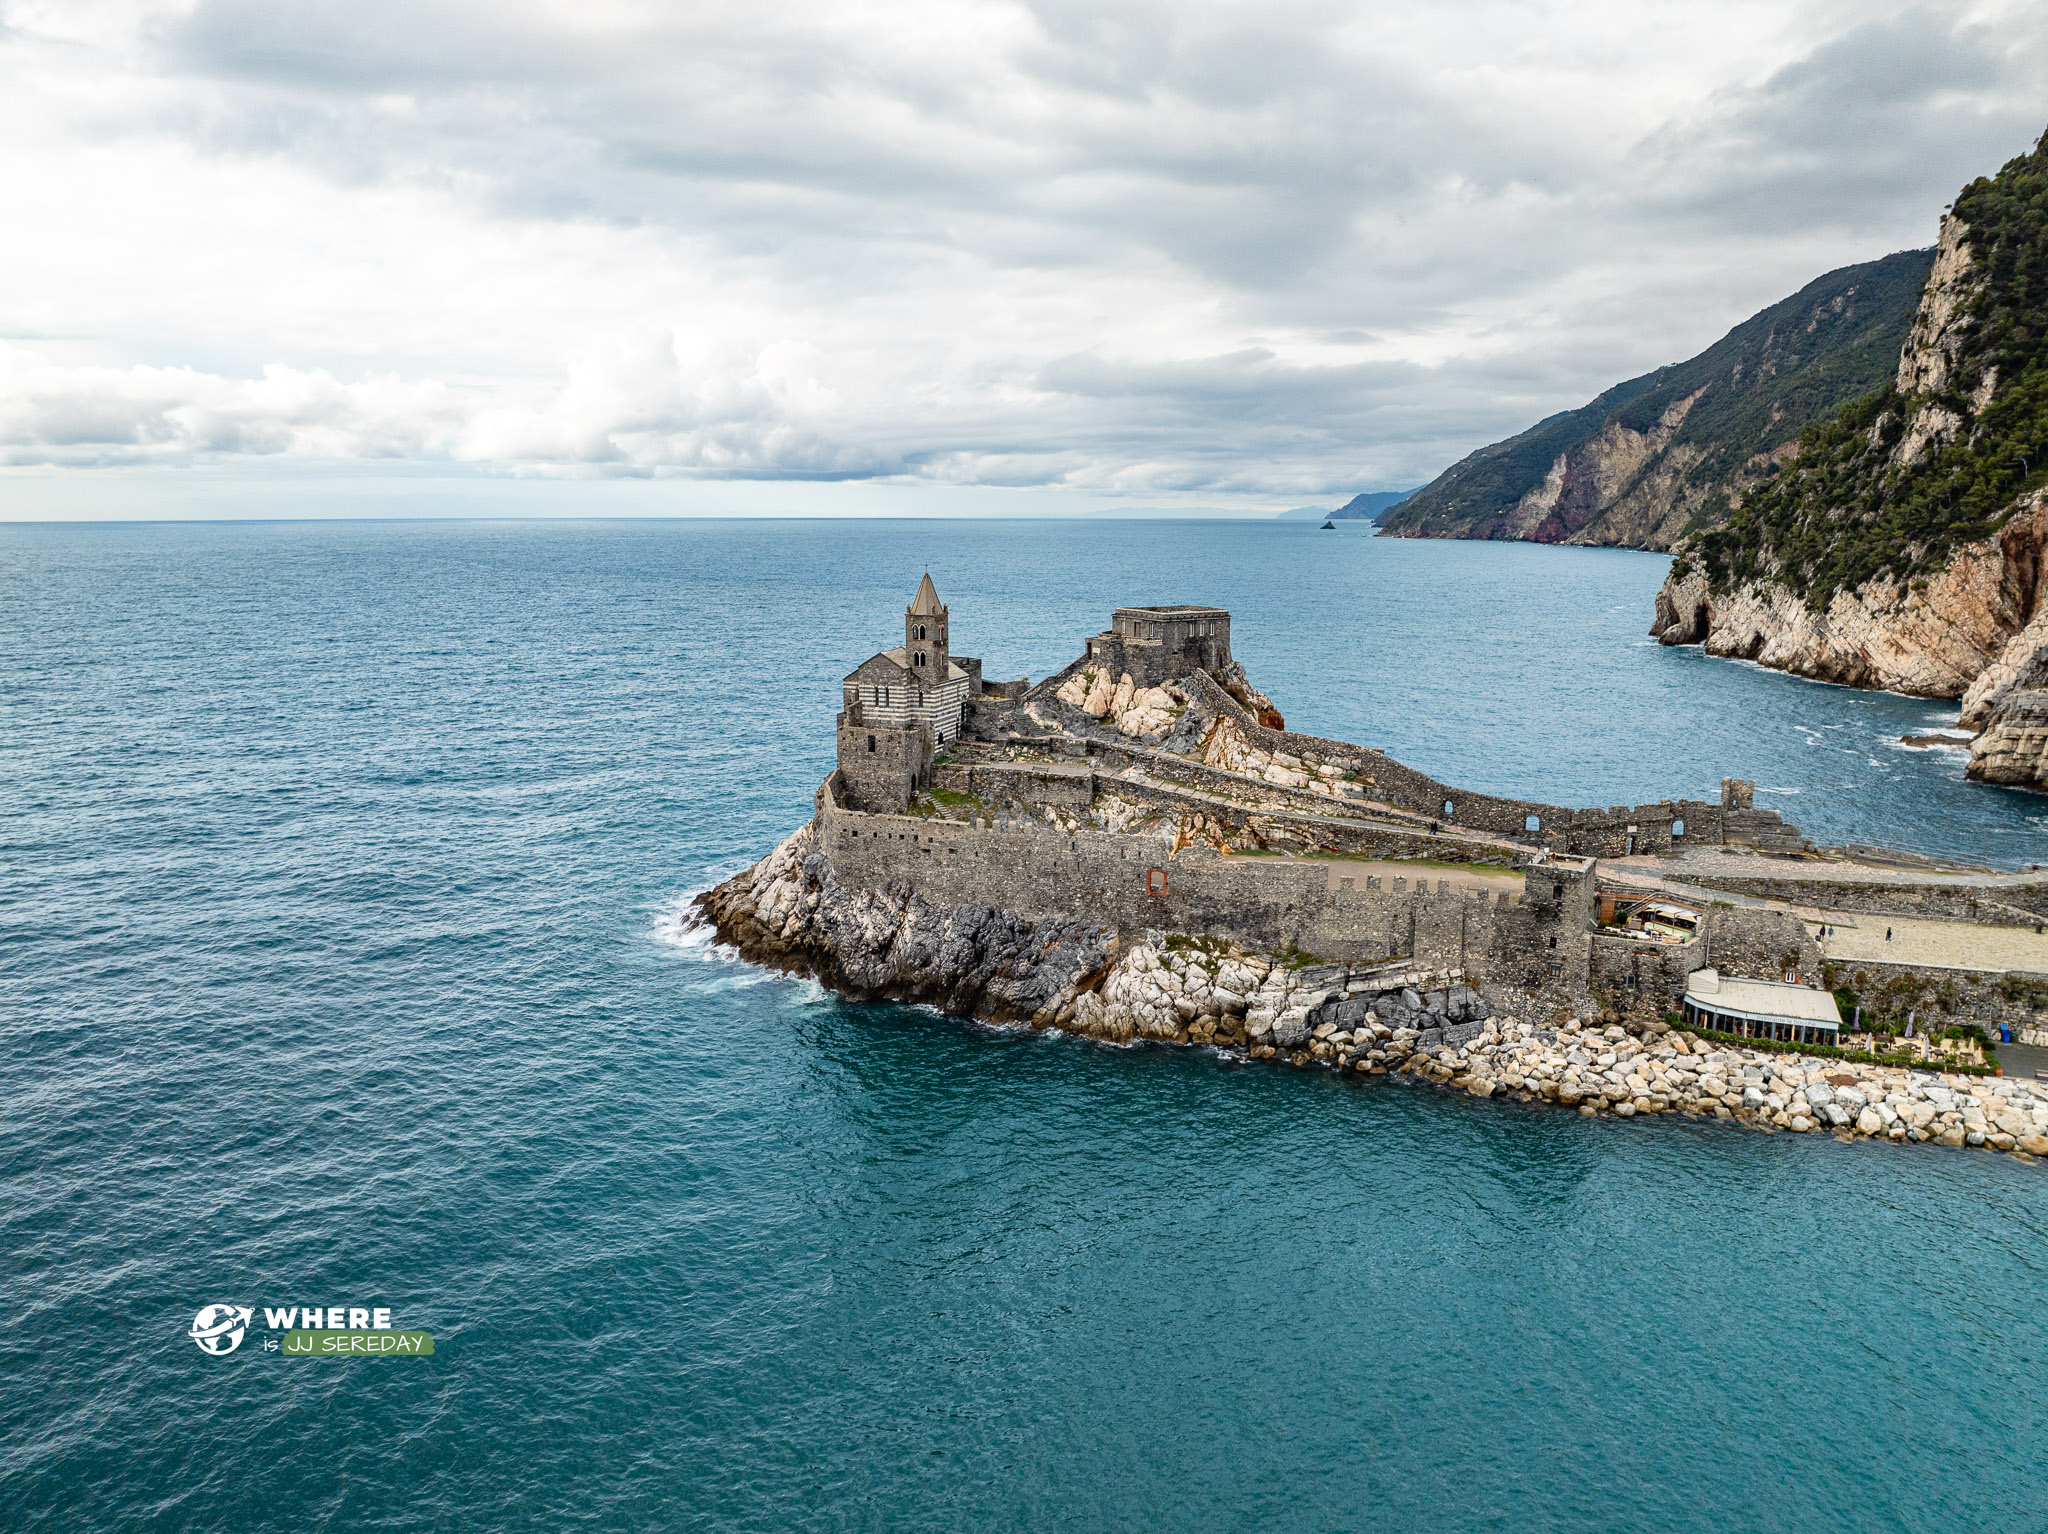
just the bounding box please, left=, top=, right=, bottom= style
left=817, top=773, right=1573, bottom=981
left=812, top=580, right=1828, bottom=1019
left=1173, top=670, right=1805, bottom=859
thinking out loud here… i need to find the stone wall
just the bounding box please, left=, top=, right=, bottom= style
left=935, top=754, right=1532, bottom=868
left=1702, top=902, right=1825, bottom=982
left=835, top=713, right=931, bottom=814
left=1075, top=607, right=1232, bottom=689
left=816, top=774, right=1528, bottom=978
left=1826, top=953, right=2048, bottom=1035
left=1172, top=671, right=1806, bottom=857
left=952, top=761, right=1096, bottom=810
left=1589, top=930, right=1709, bottom=1020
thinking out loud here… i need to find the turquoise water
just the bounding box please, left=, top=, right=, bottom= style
left=5, top=518, right=2048, bottom=1532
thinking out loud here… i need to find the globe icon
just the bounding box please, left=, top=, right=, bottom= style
left=189, top=1305, right=251, bottom=1355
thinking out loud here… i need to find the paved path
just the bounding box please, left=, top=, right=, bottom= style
left=1997, top=1039, right=2048, bottom=1079
left=1613, top=846, right=2032, bottom=889
left=1814, top=912, right=2048, bottom=974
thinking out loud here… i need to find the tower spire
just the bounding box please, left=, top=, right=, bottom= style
left=904, top=571, right=950, bottom=684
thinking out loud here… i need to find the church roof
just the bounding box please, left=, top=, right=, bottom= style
left=845, top=646, right=968, bottom=685
left=909, top=572, right=944, bottom=615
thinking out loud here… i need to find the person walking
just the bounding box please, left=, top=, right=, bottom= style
left=1886, top=926, right=1893, bottom=942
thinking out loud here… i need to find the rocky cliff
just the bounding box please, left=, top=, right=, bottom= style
left=1651, top=127, right=2048, bottom=788
left=1649, top=491, right=2048, bottom=696
left=1379, top=249, right=1932, bottom=550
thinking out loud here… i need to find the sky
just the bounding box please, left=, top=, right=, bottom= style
left=1, top=0, right=2043, bottom=518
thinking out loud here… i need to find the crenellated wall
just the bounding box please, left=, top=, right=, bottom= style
left=1172, top=670, right=1807, bottom=857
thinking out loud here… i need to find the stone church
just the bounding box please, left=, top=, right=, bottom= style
left=836, top=573, right=984, bottom=813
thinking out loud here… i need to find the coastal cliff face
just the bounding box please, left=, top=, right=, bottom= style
left=1649, top=491, right=2048, bottom=696
left=1378, top=249, right=1932, bottom=551
left=696, top=824, right=1117, bottom=1025
left=1653, top=129, right=2048, bottom=785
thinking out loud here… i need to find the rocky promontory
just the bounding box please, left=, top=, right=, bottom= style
left=1649, top=490, right=2048, bottom=699
left=698, top=824, right=2048, bottom=1160
left=1650, top=129, right=2048, bottom=787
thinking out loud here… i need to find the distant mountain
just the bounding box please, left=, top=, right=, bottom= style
left=1331, top=488, right=1420, bottom=521
left=1276, top=490, right=1418, bottom=522
left=1648, top=126, right=2048, bottom=788
left=1378, top=248, right=1935, bottom=551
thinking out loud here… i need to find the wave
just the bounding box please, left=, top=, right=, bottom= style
left=651, top=893, right=722, bottom=953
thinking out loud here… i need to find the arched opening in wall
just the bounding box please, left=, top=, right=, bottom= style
left=1442, top=800, right=1455, bottom=819
left=1672, top=818, right=1686, bottom=838
left=1524, top=814, right=1540, bottom=832
left=866, top=735, right=876, bottom=753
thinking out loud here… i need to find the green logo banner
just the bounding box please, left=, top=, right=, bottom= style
left=282, top=1330, right=434, bottom=1357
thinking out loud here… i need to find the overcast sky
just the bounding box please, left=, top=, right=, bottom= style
left=2, top=0, right=2043, bottom=516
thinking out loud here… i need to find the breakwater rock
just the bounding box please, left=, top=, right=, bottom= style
left=1347, top=1017, right=2048, bottom=1154
left=700, top=823, right=2048, bottom=1159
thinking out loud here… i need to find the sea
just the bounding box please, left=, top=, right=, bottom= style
left=5, top=517, right=2047, bottom=1532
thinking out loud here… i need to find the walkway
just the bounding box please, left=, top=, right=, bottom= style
left=1815, top=912, right=2048, bottom=974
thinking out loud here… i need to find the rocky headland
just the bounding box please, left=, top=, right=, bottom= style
left=699, top=580, right=2048, bottom=1167
left=1649, top=129, right=2048, bottom=788
left=698, top=824, right=2048, bottom=1158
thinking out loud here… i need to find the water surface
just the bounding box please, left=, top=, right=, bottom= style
left=3, top=518, right=2045, bottom=1532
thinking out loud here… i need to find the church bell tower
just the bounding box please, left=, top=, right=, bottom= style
left=905, top=571, right=949, bottom=686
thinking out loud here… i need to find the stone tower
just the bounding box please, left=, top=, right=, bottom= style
left=906, top=572, right=949, bottom=684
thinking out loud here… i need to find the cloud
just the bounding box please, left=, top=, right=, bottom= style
left=0, top=0, right=2043, bottom=504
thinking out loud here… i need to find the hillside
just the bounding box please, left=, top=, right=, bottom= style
left=1378, top=249, right=1933, bottom=551
left=1331, top=488, right=1419, bottom=521
left=1650, top=127, right=2048, bottom=789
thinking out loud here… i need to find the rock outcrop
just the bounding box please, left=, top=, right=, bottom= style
left=1053, top=667, right=1186, bottom=740
left=1649, top=492, right=2048, bottom=697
